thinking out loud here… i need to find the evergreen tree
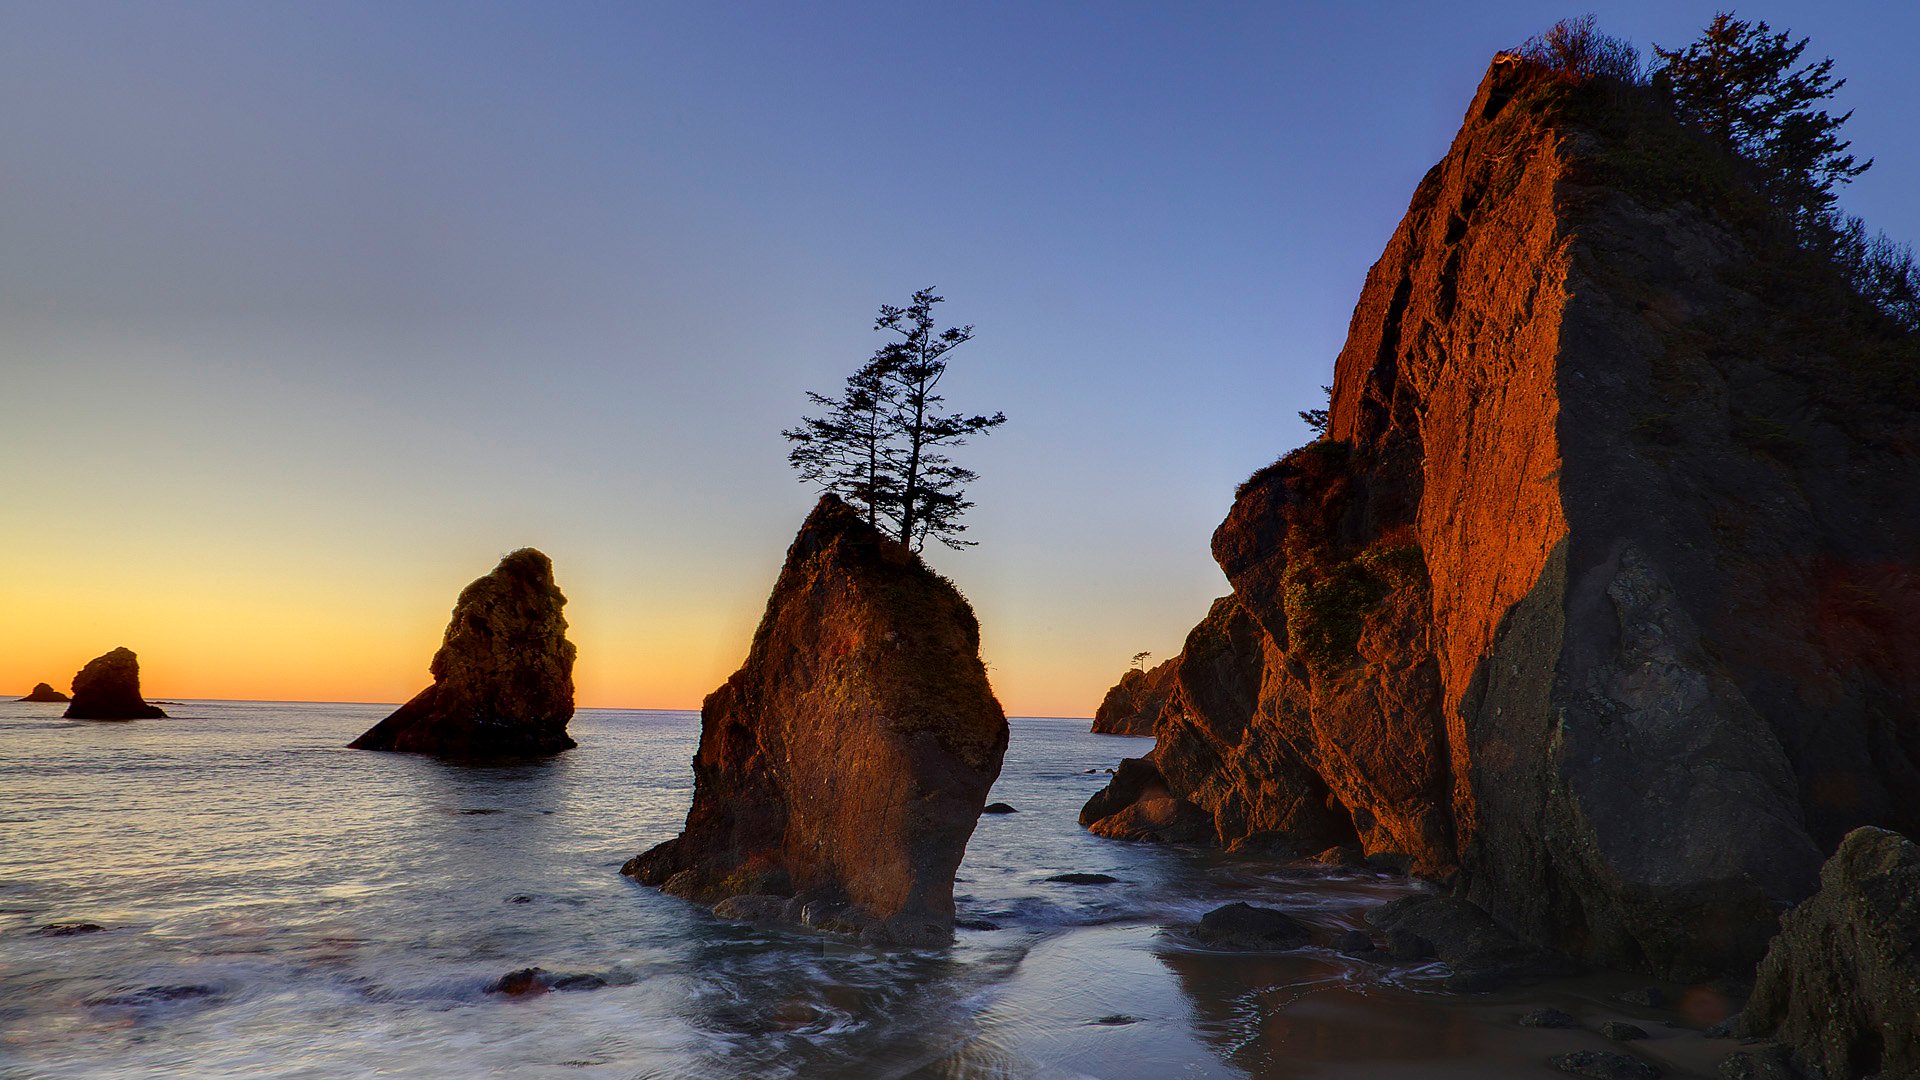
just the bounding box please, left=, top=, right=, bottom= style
left=1653, top=13, right=1869, bottom=233
left=784, top=288, right=1005, bottom=551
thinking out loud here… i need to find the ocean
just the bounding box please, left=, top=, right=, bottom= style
left=1, top=702, right=1728, bottom=1078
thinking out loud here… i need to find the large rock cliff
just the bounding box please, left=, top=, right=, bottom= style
left=1085, top=56, right=1920, bottom=981
left=63, top=648, right=166, bottom=719
left=1091, top=656, right=1178, bottom=735
left=349, top=548, right=577, bottom=758
left=626, top=495, right=1009, bottom=946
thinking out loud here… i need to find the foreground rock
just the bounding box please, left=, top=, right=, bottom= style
left=1367, top=894, right=1576, bottom=991
left=63, top=649, right=165, bottom=720
left=624, top=495, right=1008, bottom=946
left=1736, top=826, right=1920, bottom=1079
left=1091, top=656, right=1178, bottom=735
left=18, top=682, right=69, bottom=703
left=1084, top=54, right=1920, bottom=980
left=349, top=548, right=576, bottom=758
left=1193, top=902, right=1311, bottom=950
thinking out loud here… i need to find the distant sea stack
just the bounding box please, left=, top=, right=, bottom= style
left=349, top=548, right=577, bottom=758
left=1085, top=55, right=1920, bottom=982
left=63, top=649, right=166, bottom=719
left=18, top=682, right=70, bottom=703
left=626, top=495, right=1009, bottom=946
left=1090, top=656, right=1177, bottom=735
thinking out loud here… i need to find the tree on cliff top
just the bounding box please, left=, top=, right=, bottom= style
left=1653, top=12, right=1869, bottom=234
left=784, top=288, right=1006, bottom=551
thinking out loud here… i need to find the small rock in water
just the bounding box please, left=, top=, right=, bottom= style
left=1090, top=1014, right=1139, bottom=1026
left=1614, top=986, right=1668, bottom=1009
left=1601, top=1021, right=1649, bottom=1042
left=982, top=802, right=1017, bottom=814
left=85, top=984, right=220, bottom=1008
left=37, top=922, right=106, bottom=937
left=1337, top=928, right=1377, bottom=956
left=1193, top=902, right=1311, bottom=950
left=1549, top=1050, right=1661, bottom=1079
left=1520, top=1007, right=1580, bottom=1029
left=1046, top=873, right=1119, bottom=885
left=549, top=973, right=608, bottom=991
left=954, top=918, right=1000, bottom=931
left=507, top=894, right=535, bottom=904
left=488, top=968, right=550, bottom=996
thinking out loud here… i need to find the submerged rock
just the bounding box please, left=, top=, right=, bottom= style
left=18, top=682, right=69, bottom=703
left=624, top=495, right=1008, bottom=947
left=1736, top=826, right=1920, bottom=1080
left=485, top=967, right=606, bottom=996
left=1520, top=1007, right=1579, bottom=1029
left=63, top=649, right=165, bottom=720
left=349, top=548, right=576, bottom=758
left=1193, top=902, right=1311, bottom=950
left=1085, top=54, right=1920, bottom=981
left=982, top=802, right=1017, bottom=814
left=1366, top=894, right=1576, bottom=991
left=1091, top=656, right=1178, bottom=735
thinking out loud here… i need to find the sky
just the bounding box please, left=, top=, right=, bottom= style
left=3, top=1, right=1916, bottom=716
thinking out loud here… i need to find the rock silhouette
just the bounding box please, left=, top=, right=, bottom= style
left=63, top=649, right=165, bottom=719
left=625, top=495, right=1008, bottom=946
left=1091, top=656, right=1177, bottom=735
left=349, top=548, right=576, bottom=758
left=18, top=682, right=69, bottom=703
left=1084, top=54, right=1920, bottom=980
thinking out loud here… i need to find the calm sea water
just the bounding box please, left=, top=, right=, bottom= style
left=1, top=702, right=1731, bottom=1078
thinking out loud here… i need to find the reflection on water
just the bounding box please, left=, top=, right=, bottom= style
left=1, top=702, right=1731, bottom=1078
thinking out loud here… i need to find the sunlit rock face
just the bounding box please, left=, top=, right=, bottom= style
left=626, top=495, right=1008, bottom=946
left=349, top=548, right=576, bottom=758
left=19, top=682, right=70, bottom=703
left=1086, top=55, right=1920, bottom=980
left=64, top=648, right=165, bottom=719
left=1737, top=827, right=1920, bottom=1079
left=1091, top=656, right=1178, bottom=735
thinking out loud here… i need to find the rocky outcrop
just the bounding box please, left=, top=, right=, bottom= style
left=1085, top=55, right=1920, bottom=981
left=1091, top=657, right=1178, bottom=735
left=18, top=682, right=70, bottom=703
left=349, top=548, right=576, bottom=758
left=63, top=649, right=165, bottom=719
left=625, top=495, right=1009, bottom=946
left=1736, top=826, right=1920, bottom=1079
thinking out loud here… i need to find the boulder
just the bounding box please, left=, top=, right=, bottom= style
left=1091, top=656, right=1178, bottom=735
left=18, top=682, right=69, bottom=703
left=624, top=495, right=1008, bottom=947
left=63, top=648, right=165, bottom=719
left=1083, top=54, right=1920, bottom=981
left=1192, top=902, right=1312, bottom=950
left=1737, top=826, right=1920, bottom=1079
left=349, top=548, right=576, bottom=758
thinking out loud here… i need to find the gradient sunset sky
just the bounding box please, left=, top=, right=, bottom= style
left=4, top=2, right=1916, bottom=716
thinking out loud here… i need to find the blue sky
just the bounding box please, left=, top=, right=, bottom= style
left=3, top=1, right=1915, bottom=712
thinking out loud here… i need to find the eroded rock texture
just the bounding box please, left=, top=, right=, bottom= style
left=64, top=648, right=165, bottom=719
left=1084, top=56, right=1920, bottom=981
left=1737, top=827, right=1920, bottom=1079
left=19, top=682, right=69, bottom=703
left=1092, top=656, right=1178, bottom=735
left=625, top=495, right=1009, bottom=946
left=349, top=548, right=576, bottom=758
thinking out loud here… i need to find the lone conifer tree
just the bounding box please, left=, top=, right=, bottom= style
left=1654, top=13, right=1869, bottom=233
left=784, top=288, right=1005, bottom=551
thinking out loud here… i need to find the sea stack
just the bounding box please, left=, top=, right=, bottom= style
left=626, top=495, right=1008, bottom=946
left=1090, top=656, right=1177, bottom=735
left=349, top=548, right=577, bottom=758
left=1084, top=54, right=1920, bottom=981
left=63, top=649, right=166, bottom=720
left=18, top=682, right=70, bottom=703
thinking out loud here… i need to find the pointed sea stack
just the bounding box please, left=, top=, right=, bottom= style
left=626, top=495, right=1009, bottom=946
left=19, top=682, right=70, bottom=703
left=1091, top=655, right=1178, bottom=735
left=63, top=649, right=166, bottom=719
left=349, top=548, right=577, bottom=758
left=1085, top=55, right=1920, bottom=981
